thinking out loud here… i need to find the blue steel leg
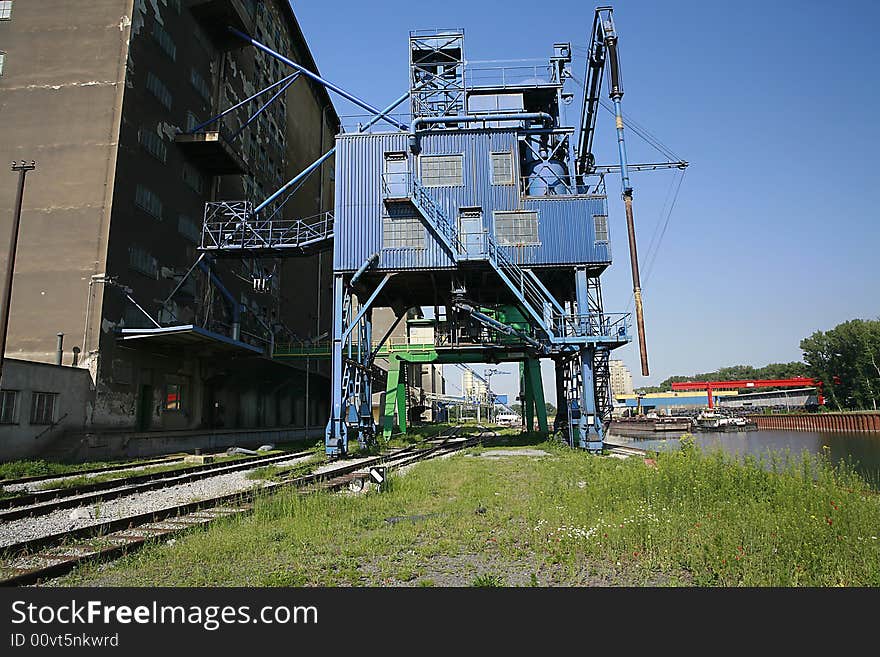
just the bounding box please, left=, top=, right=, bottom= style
left=575, top=270, right=603, bottom=450
left=325, top=274, right=347, bottom=457
left=358, top=309, right=375, bottom=448
left=579, top=348, right=603, bottom=451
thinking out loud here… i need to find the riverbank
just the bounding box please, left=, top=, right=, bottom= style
left=49, top=431, right=880, bottom=587
left=751, top=412, right=880, bottom=433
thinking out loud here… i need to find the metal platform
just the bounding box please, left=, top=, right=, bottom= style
left=175, top=131, right=248, bottom=175
left=200, top=201, right=334, bottom=255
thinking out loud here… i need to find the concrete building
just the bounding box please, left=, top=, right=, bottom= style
left=0, top=0, right=338, bottom=458
left=0, top=359, right=93, bottom=460
left=609, top=359, right=634, bottom=397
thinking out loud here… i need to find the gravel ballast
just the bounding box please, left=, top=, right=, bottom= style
left=0, top=454, right=315, bottom=548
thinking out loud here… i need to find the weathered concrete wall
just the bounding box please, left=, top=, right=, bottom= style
left=0, top=1, right=134, bottom=365
left=56, top=426, right=323, bottom=463
left=1, top=0, right=336, bottom=442
left=0, top=358, right=95, bottom=461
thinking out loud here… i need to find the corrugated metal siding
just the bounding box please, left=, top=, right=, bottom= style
left=333, top=129, right=611, bottom=272
left=520, top=196, right=610, bottom=265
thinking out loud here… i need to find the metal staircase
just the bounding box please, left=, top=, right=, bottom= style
left=593, top=346, right=612, bottom=424
left=385, top=174, right=570, bottom=342
left=385, top=175, right=463, bottom=255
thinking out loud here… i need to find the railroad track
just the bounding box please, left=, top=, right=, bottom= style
left=0, top=449, right=317, bottom=521
left=0, top=454, right=189, bottom=489
left=0, top=426, right=490, bottom=586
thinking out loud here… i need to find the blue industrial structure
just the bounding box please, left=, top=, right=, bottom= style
left=190, top=6, right=687, bottom=458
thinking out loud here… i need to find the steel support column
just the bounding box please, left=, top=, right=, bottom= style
left=523, top=362, right=535, bottom=431
left=575, top=271, right=602, bottom=450
left=325, top=274, right=347, bottom=456
left=381, top=356, right=401, bottom=441
left=357, top=309, right=375, bottom=442
left=523, top=359, right=547, bottom=433
left=553, top=358, right=568, bottom=433
left=578, top=347, right=602, bottom=450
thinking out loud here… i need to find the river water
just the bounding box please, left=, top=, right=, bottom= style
left=605, top=428, right=880, bottom=486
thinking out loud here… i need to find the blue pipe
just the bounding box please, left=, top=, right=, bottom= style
left=189, top=72, right=299, bottom=135
left=254, top=149, right=334, bottom=214
left=349, top=252, right=379, bottom=288
left=253, top=90, right=411, bottom=214
left=229, top=28, right=408, bottom=132
left=412, top=113, right=554, bottom=132
left=612, top=98, right=632, bottom=194
left=230, top=73, right=299, bottom=142
left=198, top=259, right=241, bottom=340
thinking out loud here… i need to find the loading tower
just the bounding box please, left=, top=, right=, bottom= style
left=189, top=6, right=686, bottom=457
left=324, top=17, right=637, bottom=456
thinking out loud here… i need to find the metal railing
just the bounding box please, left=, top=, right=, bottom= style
left=552, top=312, right=630, bottom=341
left=379, top=171, right=628, bottom=345
left=381, top=172, right=464, bottom=253
left=465, top=64, right=559, bottom=89
left=339, top=112, right=412, bottom=135
left=520, top=172, right=605, bottom=198
left=201, top=201, right=333, bottom=252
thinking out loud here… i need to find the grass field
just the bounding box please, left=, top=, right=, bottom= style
left=54, top=432, right=880, bottom=587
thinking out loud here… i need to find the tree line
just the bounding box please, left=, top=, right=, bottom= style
left=800, top=319, right=880, bottom=411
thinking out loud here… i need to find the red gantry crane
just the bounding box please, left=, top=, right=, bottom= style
left=671, top=378, right=825, bottom=409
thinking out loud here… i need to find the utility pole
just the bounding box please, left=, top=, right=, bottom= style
left=484, top=368, right=508, bottom=425
left=0, top=161, right=36, bottom=386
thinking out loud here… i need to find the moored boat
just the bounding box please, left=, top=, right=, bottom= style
left=693, top=409, right=757, bottom=431
left=611, top=415, right=692, bottom=434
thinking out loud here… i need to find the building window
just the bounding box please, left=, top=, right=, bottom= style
left=129, top=245, right=159, bottom=278
left=0, top=390, right=18, bottom=424
left=0, top=51, right=5, bottom=76
left=135, top=184, right=163, bottom=219
left=593, top=214, right=609, bottom=243
left=185, top=111, right=201, bottom=133
left=123, top=304, right=154, bottom=328
left=190, top=68, right=211, bottom=102
left=0, top=2, right=12, bottom=20
left=491, top=152, right=514, bottom=184
left=146, top=72, right=172, bottom=110
left=164, top=383, right=183, bottom=411
left=383, top=212, right=425, bottom=249
left=182, top=162, right=205, bottom=194
left=178, top=214, right=200, bottom=244
left=151, top=21, right=177, bottom=61
left=420, top=155, right=463, bottom=187
left=30, top=392, right=57, bottom=425
left=138, top=127, right=167, bottom=163
left=494, top=210, right=539, bottom=246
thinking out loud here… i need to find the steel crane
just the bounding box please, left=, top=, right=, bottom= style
left=671, top=378, right=827, bottom=409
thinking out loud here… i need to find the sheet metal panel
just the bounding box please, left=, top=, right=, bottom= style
left=333, top=129, right=611, bottom=272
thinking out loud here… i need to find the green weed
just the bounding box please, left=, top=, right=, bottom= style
left=57, top=440, right=880, bottom=587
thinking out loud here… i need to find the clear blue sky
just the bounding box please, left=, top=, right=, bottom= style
left=290, top=0, right=880, bottom=401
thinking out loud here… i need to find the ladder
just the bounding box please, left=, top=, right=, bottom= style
left=593, top=346, right=612, bottom=425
